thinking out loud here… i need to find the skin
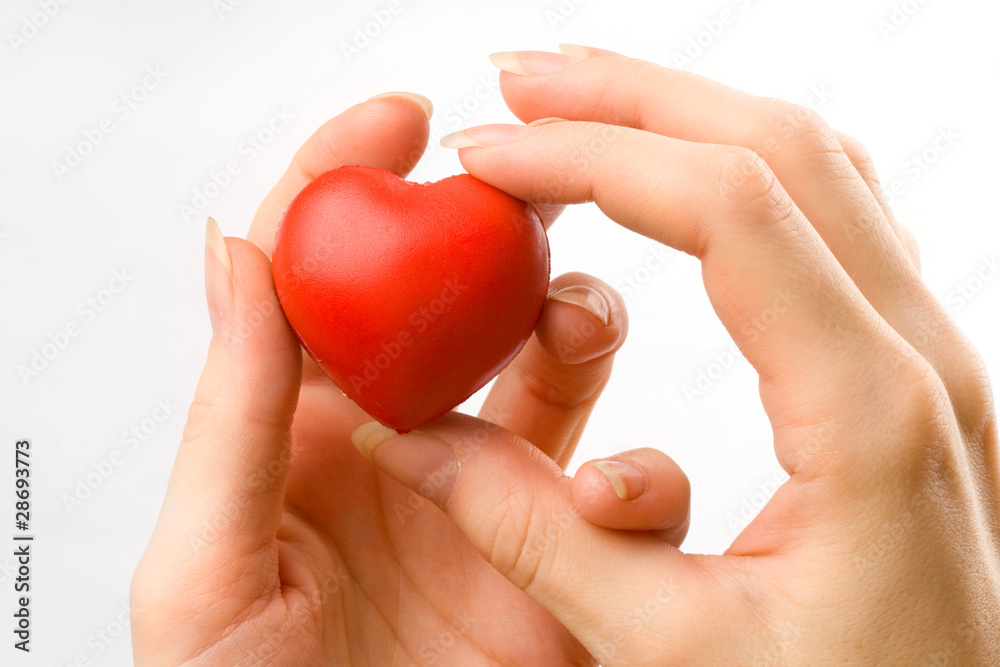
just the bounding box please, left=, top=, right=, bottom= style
left=362, top=46, right=1000, bottom=664
left=131, top=94, right=636, bottom=666
left=133, top=46, right=1000, bottom=665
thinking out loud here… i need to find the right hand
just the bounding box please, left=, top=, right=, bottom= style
left=353, top=47, right=1000, bottom=665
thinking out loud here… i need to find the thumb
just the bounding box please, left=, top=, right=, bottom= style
left=143, top=218, right=302, bottom=569
left=351, top=412, right=709, bottom=665
left=132, top=223, right=302, bottom=664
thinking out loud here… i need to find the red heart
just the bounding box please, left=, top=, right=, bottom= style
left=272, top=165, right=550, bottom=431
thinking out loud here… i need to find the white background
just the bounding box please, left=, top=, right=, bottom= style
left=2, top=0, right=998, bottom=664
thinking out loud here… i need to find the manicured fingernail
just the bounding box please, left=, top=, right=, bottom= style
left=549, top=285, right=610, bottom=326
left=368, top=91, right=434, bottom=120
left=352, top=422, right=460, bottom=509
left=528, top=117, right=568, bottom=127
left=489, top=50, right=581, bottom=76
left=440, top=123, right=535, bottom=149
left=557, top=44, right=593, bottom=58
left=591, top=460, right=646, bottom=501
left=205, top=217, right=234, bottom=334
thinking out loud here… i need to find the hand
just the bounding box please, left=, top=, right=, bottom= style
left=353, top=47, right=1000, bottom=664
left=129, top=93, right=644, bottom=665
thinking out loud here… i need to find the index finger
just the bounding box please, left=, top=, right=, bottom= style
left=444, top=121, right=932, bottom=479
left=248, top=92, right=432, bottom=257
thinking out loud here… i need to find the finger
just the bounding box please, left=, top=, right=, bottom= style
left=151, top=219, right=301, bottom=566
left=248, top=92, right=432, bottom=257
left=443, top=120, right=930, bottom=477
left=573, top=448, right=691, bottom=547
left=487, top=48, right=990, bottom=434
left=493, top=48, right=913, bottom=298
left=350, top=414, right=735, bottom=665
left=534, top=202, right=567, bottom=229
left=480, top=272, right=628, bottom=468
left=832, top=129, right=920, bottom=272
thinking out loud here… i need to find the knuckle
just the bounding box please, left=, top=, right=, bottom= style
left=589, top=60, right=645, bottom=125
left=717, top=147, right=796, bottom=226
left=883, top=357, right=956, bottom=463
left=180, top=396, right=215, bottom=443
left=758, top=99, right=853, bottom=179
left=763, top=98, right=837, bottom=152
left=837, top=132, right=874, bottom=166
left=129, top=567, right=151, bottom=624
left=717, top=146, right=770, bottom=201
left=946, top=345, right=997, bottom=439
left=839, top=132, right=901, bottom=212
left=516, top=365, right=592, bottom=410
left=485, top=489, right=543, bottom=591
left=905, top=239, right=920, bottom=265
left=483, top=488, right=565, bottom=594
left=563, top=121, right=628, bottom=176
left=128, top=559, right=175, bottom=635
left=906, top=237, right=921, bottom=268
left=894, top=223, right=919, bottom=250
left=838, top=133, right=877, bottom=176
left=894, top=224, right=922, bottom=269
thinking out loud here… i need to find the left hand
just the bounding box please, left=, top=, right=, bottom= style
left=130, top=92, right=654, bottom=665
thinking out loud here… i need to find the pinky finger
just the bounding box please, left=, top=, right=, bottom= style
left=572, top=447, right=691, bottom=547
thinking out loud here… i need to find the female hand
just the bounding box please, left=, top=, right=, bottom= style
left=352, top=47, right=1000, bottom=664
left=129, top=93, right=644, bottom=665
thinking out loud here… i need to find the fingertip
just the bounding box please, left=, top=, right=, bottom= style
left=572, top=459, right=646, bottom=513
left=221, top=237, right=301, bottom=367
left=249, top=93, right=433, bottom=256
left=571, top=448, right=691, bottom=545
left=225, top=236, right=276, bottom=298
left=550, top=284, right=610, bottom=326
left=295, top=95, right=430, bottom=180
left=590, top=460, right=647, bottom=500
left=367, top=91, right=434, bottom=121
left=535, top=272, right=627, bottom=365
left=532, top=202, right=565, bottom=229
left=205, top=218, right=235, bottom=335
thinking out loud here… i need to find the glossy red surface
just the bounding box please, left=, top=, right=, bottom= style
left=272, top=165, right=550, bottom=431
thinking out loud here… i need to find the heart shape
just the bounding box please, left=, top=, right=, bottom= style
left=272, top=165, right=550, bottom=431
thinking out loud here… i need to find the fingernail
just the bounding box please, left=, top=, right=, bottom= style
left=441, top=123, right=535, bottom=149
left=205, top=217, right=234, bottom=334
left=368, top=91, right=434, bottom=120
left=489, top=50, right=581, bottom=76
left=591, top=460, right=646, bottom=501
left=528, top=117, right=568, bottom=127
left=352, top=422, right=460, bottom=509
left=557, top=44, right=593, bottom=58
left=549, top=285, right=610, bottom=326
